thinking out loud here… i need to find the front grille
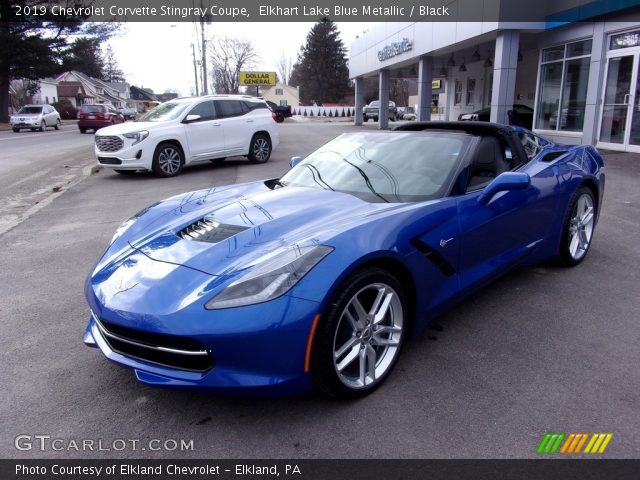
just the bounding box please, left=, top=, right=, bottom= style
left=93, top=314, right=214, bottom=372
left=96, top=135, right=123, bottom=152
left=178, top=217, right=249, bottom=243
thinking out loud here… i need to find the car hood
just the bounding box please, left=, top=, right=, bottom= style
left=99, top=181, right=393, bottom=278
left=96, top=121, right=161, bottom=135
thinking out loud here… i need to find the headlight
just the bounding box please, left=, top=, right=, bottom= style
left=123, top=131, right=149, bottom=145
left=205, top=245, right=333, bottom=309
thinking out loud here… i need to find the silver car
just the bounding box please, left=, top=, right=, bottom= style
left=10, top=104, right=61, bottom=132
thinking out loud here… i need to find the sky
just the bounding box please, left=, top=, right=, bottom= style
left=107, top=22, right=373, bottom=96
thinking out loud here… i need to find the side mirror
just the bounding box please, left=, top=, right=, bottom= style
left=289, top=156, right=303, bottom=168
left=183, top=114, right=201, bottom=123
left=478, top=172, right=530, bottom=205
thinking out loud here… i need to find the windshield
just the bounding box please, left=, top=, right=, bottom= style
left=137, top=102, right=188, bottom=122
left=280, top=132, right=470, bottom=203
left=18, top=106, right=42, bottom=114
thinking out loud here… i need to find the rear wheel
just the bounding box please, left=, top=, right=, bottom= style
left=79, top=127, right=87, bottom=134
left=152, top=142, right=183, bottom=177
left=54, top=118, right=61, bottom=130
left=248, top=134, right=272, bottom=164
left=559, top=186, right=596, bottom=266
left=312, top=268, right=407, bottom=399
left=39, top=120, right=46, bottom=132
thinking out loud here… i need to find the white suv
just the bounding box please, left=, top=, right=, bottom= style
left=94, top=95, right=279, bottom=177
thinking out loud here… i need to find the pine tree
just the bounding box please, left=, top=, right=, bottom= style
left=289, top=19, right=352, bottom=105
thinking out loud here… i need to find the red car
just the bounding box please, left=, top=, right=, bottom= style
left=77, top=104, right=125, bottom=133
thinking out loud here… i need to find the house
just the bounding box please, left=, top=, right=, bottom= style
left=55, top=71, right=129, bottom=108
left=261, top=83, right=300, bottom=108
left=129, top=86, right=160, bottom=112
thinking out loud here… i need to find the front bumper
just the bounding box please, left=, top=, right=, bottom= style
left=95, top=142, right=153, bottom=170
left=11, top=119, right=42, bottom=128
left=84, top=288, right=319, bottom=395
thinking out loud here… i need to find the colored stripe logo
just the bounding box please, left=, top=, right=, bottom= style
left=537, top=433, right=613, bottom=454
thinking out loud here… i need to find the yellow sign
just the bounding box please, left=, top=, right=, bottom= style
left=240, top=71, right=276, bottom=86
left=432, top=80, right=441, bottom=89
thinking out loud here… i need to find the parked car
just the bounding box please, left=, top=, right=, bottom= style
left=403, top=106, right=417, bottom=121
left=458, top=104, right=533, bottom=129
left=118, top=107, right=138, bottom=120
left=10, top=104, right=61, bottom=132
left=78, top=104, right=125, bottom=133
left=266, top=100, right=292, bottom=123
left=93, top=95, right=279, bottom=177
left=83, top=121, right=604, bottom=398
left=364, top=100, right=398, bottom=122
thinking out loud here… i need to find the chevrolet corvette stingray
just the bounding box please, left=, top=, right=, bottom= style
left=83, top=122, right=605, bottom=398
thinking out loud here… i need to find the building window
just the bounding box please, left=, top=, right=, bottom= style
left=536, top=39, right=592, bottom=131
left=466, top=78, right=476, bottom=106
left=454, top=80, right=463, bottom=105
left=275, top=88, right=283, bottom=95
left=279, top=100, right=288, bottom=106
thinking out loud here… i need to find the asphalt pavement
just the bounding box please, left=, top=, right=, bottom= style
left=0, top=122, right=638, bottom=459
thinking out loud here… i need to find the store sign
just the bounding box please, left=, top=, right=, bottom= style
left=610, top=30, right=640, bottom=50
left=378, top=38, right=412, bottom=61
left=239, top=71, right=276, bottom=86
left=432, top=80, right=441, bottom=89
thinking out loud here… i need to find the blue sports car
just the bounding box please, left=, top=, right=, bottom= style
left=83, top=122, right=605, bottom=398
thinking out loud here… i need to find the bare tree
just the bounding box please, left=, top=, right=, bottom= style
left=276, top=52, right=293, bottom=86
left=102, top=45, right=125, bottom=83
left=209, top=36, right=259, bottom=94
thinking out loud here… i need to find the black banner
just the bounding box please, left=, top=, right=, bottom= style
left=3, top=459, right=640, bottom=480
left=3, top=0, right=640, bottom=23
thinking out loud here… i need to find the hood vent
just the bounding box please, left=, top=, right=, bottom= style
left=178, top=217, right=249, bottom=243
left=541, top=150, right=567, bottom=162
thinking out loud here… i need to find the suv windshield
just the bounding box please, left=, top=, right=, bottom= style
left=137, top=102, right=188, bottom=122
left=18, top=106, right=42, bottom=114
left=280, top=132, right=470, bottom=203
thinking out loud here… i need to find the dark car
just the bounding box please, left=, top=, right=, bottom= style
left=364, top=100, right=398, bottom=122
left=77, top=104, right=125, bottom=133
left=266, top=100, right=292, bottom=123
left=459, top=104, right=533, bottom=129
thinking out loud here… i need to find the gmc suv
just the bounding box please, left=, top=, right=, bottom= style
left=94, top=95, right=279, bottom=177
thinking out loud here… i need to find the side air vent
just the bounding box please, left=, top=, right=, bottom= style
left=541, top=150, right=567, bottom=162
left=411, top=239, right=456, bottom=277
left=178, top=217, right=249, bottom=243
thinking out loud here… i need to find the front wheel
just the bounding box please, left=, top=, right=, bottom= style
left=152, top=142, right=183, bottom=177
left=248, top=134, right=272, bottom=164
left=39, top=121, right=46, bottom=132
left=54, top=119, right=61, bottom=130
left=12, top=128, right=19, bottom=133
left=559, top=186, right=596, bottom=266
left=312, top=268, right=407, bottom=399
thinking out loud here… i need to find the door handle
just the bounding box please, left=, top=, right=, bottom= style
left=246, top=119, right=254, bottom=123
left=212, top=123, right=221, bottom=127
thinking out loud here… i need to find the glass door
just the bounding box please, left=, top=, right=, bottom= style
left=598, top=52, right=640, bottom=152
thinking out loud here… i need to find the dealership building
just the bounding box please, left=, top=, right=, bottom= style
left=349, top=1, right=640, bottom=152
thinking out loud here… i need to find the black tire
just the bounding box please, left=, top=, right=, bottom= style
left=30, top=128, right=37, bottom=132
left=312, top=267, right=407, bottom=399
left=12, top=128, right=19, bottom=133
left=54, top=118, right=61, bottom=130
left=114, top=169, right=136, bottom=175
left=79, top=127, right=87, bottom=134
left=248, top=134, right=272, bottom=164
left=559, top=186, right=597, bottom=267
left=152, top=142, right=184, bottom=178
left=373, top=116, right=379, bottom=122
left=39, top=120, right=46, bottom=132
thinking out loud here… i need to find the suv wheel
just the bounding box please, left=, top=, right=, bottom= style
left=152, top=142, right=184, bottom=177
left=12, top=128, right=19, bottom=133
left=248, top=134, right=272, bottom=164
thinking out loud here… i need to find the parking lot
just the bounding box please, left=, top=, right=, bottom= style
left=1, top=121, right=639, bottom=459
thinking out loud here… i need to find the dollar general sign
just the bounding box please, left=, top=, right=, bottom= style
left=240, top=72, right=276, bottom=86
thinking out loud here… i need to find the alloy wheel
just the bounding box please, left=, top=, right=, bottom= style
left=253, top=138, right=270, bottom=161
left=332, top=282, right=403, bottom=389
left=158, top=147, right=181, bottom=175
left=568, top=193, right=595, bottom=260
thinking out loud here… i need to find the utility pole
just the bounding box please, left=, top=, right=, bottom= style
left=200, top=2, right=208, bottom=95
left=191, top=43, right=199, bottom=96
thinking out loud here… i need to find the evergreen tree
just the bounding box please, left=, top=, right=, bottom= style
left=61, top=38, right=105, bottom=79
left=102, top=45, right=125, bottom=82
left=290, top=19, right=351, bottom=105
